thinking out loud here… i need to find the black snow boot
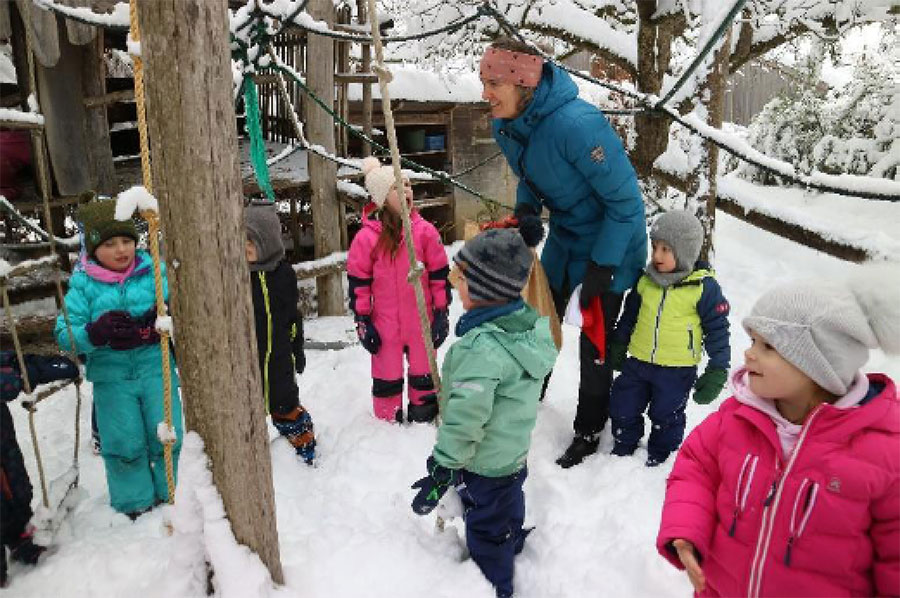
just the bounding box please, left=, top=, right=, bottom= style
left=555, top=435, right=599, bottom=469
left=407, top=394, right=438, bottom=423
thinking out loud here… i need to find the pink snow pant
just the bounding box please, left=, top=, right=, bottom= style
left=370, top=333, right=435, bottom=422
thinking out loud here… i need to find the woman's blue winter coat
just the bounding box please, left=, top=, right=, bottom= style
left=493, top=62, right=647, bottom=294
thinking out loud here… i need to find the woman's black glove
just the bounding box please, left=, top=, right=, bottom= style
left=580, top=262, right=614, bottom=309
left=514, top=204, right=544, bottom=248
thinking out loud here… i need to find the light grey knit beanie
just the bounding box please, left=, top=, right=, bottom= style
left=742, top=263, right=900, bottom=395
left=650, top=210, right=705, bottom=271
left=453, top=228, right=533, bottom=304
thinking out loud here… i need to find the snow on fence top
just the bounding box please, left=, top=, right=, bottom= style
left=0, top=107, right=44, bottom=126
left=346, top=66, right=484, bottom=103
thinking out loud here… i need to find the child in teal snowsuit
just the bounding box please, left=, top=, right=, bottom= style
left=410, top=229, right=558, bottom=598
left=55, top=199, right=182, bottom=518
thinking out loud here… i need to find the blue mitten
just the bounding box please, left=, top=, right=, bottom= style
left=411, top=456, right=457, bottom=515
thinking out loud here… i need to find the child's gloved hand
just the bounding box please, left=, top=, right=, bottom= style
left=693, top=367, right=727, bottom=405
left=86, top=311, right=135, bottom=347
left=514, top=204, right=544, bottom=248
left=607, top=339, right=628, bottom=371
left=672, top=539, right=705, bottom=593
left=431, top=309, right=449, bottom=348
left=411, top=456, right=458, bottom=515
left=355, top=315, right=381, bottom=355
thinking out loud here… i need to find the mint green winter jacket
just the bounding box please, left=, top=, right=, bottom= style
left=432, top=305, right=558, bottom=477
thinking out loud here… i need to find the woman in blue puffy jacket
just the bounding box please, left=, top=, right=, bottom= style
left=55, top=199, right=182, bottom=519
left=481, top=37, right=648, bottom=469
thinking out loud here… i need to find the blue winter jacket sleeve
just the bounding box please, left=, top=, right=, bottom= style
left=515, top=178, right=543, bottom=216
left=55, top=271, right=97, bottom=355
left=560, top=112, right=644, bottom=270
left=613, top=281, right=642, bottom=344
left=697, top=277, right=731, bottom=370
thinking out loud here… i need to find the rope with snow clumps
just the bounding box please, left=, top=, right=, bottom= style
left=128, top=0, right=176, bottom=508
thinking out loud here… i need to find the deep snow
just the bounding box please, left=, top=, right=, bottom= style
left=4, top=212, right=899, bottom=598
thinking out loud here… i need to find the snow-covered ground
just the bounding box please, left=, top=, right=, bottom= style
left=4, top=212, right=900, bottom=597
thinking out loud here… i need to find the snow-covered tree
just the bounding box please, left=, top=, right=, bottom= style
left=382, top=0, right=898, bottom=258
left=736, top=25, right=899, bottom=185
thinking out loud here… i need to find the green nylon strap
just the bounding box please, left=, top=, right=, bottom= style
left=244, top=77, right=276, bottom=201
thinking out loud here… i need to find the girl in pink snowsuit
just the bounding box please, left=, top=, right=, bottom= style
left=347, top=157, right=450, bottom=423
left=657, top=268, right=900, bottom=597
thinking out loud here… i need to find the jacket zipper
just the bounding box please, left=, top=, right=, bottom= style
left=688, top=328, right=695, bottom=354
left=784, top=479, right=818, bottom=566
left=729, top=454, right=759, bottom=536
left=747, top=406, right=822, bottom=597
left=650, top=288, right=668, bottom=363
left=260, top=272, right=273, bottom=413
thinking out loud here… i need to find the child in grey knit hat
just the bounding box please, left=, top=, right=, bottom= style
left=411, top=228, right=558, bottom=598
left=657, top=264, right=900, bottom=597
left=244, top=202, right=316, bottom=464
left=607, top=210, right=731, bottom=467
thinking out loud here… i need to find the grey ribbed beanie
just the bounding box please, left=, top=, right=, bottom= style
left=650, top=210, right=704, bottom=271
left=244, top=203, right=284, bottom=272
left=742, top=263, right=900, bottom=395
left=453, top=229, right=533, bottom=304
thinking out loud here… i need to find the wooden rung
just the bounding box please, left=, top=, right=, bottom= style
left=21, top=379, right=79, bottom=411
left=0, top=254, right=60, bottom=282
left=414, top=196, right=453, bottom=209
left=0, top=118, right=43, bottom=130
left=335, top=72, right=378, bottom=84
left=12, top=194, right=93, bottom=212
left=83, top=89, right=135, bottom=108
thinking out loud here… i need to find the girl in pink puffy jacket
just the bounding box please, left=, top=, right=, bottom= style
left=347, top=157, right=450, bottom=424
left=657, top=266, right=900, bottom=597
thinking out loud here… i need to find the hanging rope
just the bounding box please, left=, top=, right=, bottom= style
left=364, top=0, right=442, bottom=399
left=128, top=0, right=177, bottom=507
left=243, top=78, right=277, bottom=201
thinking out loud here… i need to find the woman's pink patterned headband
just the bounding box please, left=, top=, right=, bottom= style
left=480, top=47, right=544, bottom=88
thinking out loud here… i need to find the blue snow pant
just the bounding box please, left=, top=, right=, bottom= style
left=609, top=358, right=696, bottom=461
left=457, top=467, right=529, bottom=598
left=93, top=374, right=183, bottom=514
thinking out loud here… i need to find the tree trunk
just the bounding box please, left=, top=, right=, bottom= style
left=632, top=1, right=675, bottom=180
left=305, top=0, right=344, bottom=315
left=135, top=0, right=283, bottom=584
left=691, top=30, right=731, bottom=262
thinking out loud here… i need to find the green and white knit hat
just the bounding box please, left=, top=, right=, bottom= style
left=77, top=199, right=138, bottom=257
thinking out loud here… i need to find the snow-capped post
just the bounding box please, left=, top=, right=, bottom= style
left=134, top=0, right=283, bottom=585
left=305, top=0, right=345, bottom=316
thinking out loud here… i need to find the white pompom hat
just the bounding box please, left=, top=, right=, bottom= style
left=361, top=156, right=407, bottom=208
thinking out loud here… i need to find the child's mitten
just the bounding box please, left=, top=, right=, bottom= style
left=431, top=309, right=449, bottom=348
left=355, top=315, right=381, bottom=355
left=411, top=456, right=457, bottom=515
left=693, top=367, right=727, bottom=405
left=86, top=310, right=134, bottom=347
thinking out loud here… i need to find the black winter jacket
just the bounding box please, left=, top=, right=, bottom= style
left=250, top=261, right=306, bottom=416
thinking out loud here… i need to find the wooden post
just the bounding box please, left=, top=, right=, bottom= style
left=304, top=0, right=344, bottom=315
left=135, top=0, right=284, bottom=584
left=357, top=0, right=373, bottom=157
left=81, top=30, right=116, bottom=195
